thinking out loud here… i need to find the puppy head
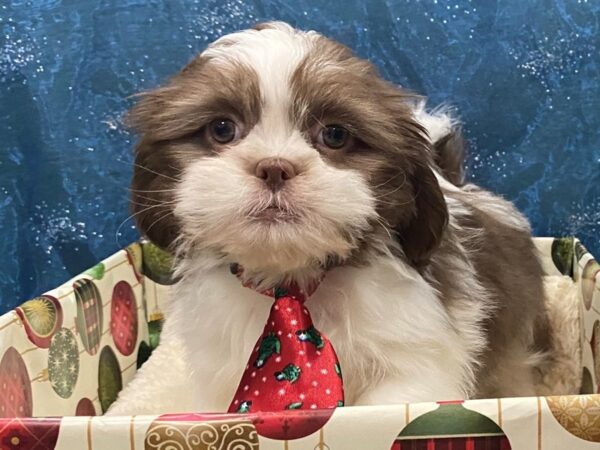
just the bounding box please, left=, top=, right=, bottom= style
left=129, top=22, right=447, bottom=282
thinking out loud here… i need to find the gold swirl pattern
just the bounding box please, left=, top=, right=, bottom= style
left=144, top=420, right=259, bottom=450
left=546, top=395, right=600, bottom=442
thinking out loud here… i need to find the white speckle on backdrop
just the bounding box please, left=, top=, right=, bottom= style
left=0, top=0, right=598, bottom=309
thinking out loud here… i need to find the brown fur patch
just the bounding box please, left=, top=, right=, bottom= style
left=128, top=57, right=261, bottom=249
left=290, top=36, right=448, bottom=267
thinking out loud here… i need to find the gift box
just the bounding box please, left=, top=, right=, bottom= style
left=0, top=237, right=599, bottom=449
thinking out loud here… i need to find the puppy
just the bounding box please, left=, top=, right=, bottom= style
left=108, top=22, right=550, bottom=415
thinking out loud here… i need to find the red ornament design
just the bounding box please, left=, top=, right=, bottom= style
left=251, top=408, right=335, bottom=441
left=75, top=398, right=96, bottom=416
left=0, top=418, right=61, bottom=450
left=110, top=281, right=138, bottom=356
left=0, top=347, right=32, bottom=418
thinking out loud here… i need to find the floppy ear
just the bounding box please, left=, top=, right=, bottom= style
left=396, top=162, right=448, bottom=268
left=129, top=139, right=181, bottom=251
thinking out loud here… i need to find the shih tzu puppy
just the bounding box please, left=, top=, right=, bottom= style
left=108, top=22, right=552, bottom=415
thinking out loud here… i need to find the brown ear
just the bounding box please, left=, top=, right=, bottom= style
left=396, top=163, right=448, bottom=268
left=130, top=139, right=181, bottom=251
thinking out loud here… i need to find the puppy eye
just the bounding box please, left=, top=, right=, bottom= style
left=209, top=119, right=238, bottom=144
left=319, top=125, right=351, bottom=150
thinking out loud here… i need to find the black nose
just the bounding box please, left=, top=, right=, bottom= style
left=254, top=158, right=297, bottom=192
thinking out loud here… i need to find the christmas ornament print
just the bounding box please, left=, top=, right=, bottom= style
left=15, top=296, right=63, bottom=349
left=110, top=281, right=138, bottom=356
left=144, top=414, right=259, bottom=450
left=552, top=237, right=574, bottom=276
left=125, top=242, right=143, bottom=283
left=98, top=345, right=123, bottom=413
left=75, top=397, right=96, bottom=416
left=0, top=417, right=61, bottom=450
left=547, top=395, right=600, bottom=442
left=392, top=401, right=511, bottom=449
left=84, top=262, right=105, bottom=280
left=0, top=347, right=32, bottom=417
left=582, top=258, right=600, bottom=311
left=47, top=328, right=79, bottom=399
left=592, top=321, right=600, bottom=383
left=73, top=278, right=104, bottom=355
left=141, top=242, right=175, bottom=285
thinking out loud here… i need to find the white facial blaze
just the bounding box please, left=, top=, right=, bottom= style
left=174, top=23, right=377, bottom=278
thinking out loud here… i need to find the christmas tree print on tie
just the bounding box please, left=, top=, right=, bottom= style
left=275, top=364, right=301, bottom=383
left=296, top=325, right=324, bottom=349
left=236, top=400, right=252, bottom=413
left=254, top=333, right=281, bottom=368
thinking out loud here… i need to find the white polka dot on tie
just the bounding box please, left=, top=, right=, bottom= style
left=312, top=381, right=318, bottom=387
left=299, top=350, right=305, bottom=356
left=251, top=372, right=256, bottom=378
left=278, top=330, right=283, bottom=335
left=291, top=319, right=298, bottom=326
left=279, top=389, right=285, bottom=396
left=300, top=393, right=306, bottom=400
left=325, top=389, right=331, bottom=395
left=320, top=369, right=328, bottom=375
left=275, top=356, right=282, bottom=363
left=234, top=399, right=239, bottom=404
left=306, top=362, right=312, bottom=367
left=262, top=377, right=267, bottom=382
left=274, top=305, right=279, bottom=310
left=311, top=404, right=317, bottom=409
left=287, top=307, right=292, bottom=312
left=254, top=390, right=260, bottom=396
left=243, top=385, right=249, bottom=391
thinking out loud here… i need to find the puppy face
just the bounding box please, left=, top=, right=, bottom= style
left=129, top=22, right=447, bottom=279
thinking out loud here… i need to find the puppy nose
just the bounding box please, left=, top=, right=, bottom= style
left=254, top=158, right=297, bottom=191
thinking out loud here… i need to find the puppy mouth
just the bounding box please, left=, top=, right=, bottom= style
left=250, top=204, right=298, bottom=222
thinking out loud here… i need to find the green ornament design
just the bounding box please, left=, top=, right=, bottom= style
left=48, top=328, right=80, bottom=399
left=396, top=402, right=510, bottom=446
left=286, top=401, right=303, bottom=410
left=148, top=318, right=164, bottom=351
left=137, top=341, right=152, bottom=369
left=84, top=262, right=105, bottom=280
left=337, top=400, right=344, bottom=407
left=335, top=362, right=342, bottom=378
left=98, top=346, right=123, bottom=413
left=142, top=241, right=175, bottom=285
left=296, top=325, right=324, bottom=349
left=237, top=400, right=252, bottom=413
left=254, top=333, right=281, bottom=368
left=275, top=363, right=301, bottom=383
left=551, top=237, right=574, bottom=277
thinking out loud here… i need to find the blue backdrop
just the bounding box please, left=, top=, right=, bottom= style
left=0, top=0, right=598, bottom=310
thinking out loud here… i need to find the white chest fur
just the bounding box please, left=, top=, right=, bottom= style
left=161, top=254, right=477, bottom=411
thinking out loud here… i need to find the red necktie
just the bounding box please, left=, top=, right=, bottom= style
left=228, top=265, right=344, bottom=413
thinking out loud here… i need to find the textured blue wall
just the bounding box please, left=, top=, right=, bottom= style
left=0, top=0, right=598, bottom=310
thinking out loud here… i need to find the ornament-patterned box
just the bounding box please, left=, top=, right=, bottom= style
left=0, top=237, right=599, bottom=450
